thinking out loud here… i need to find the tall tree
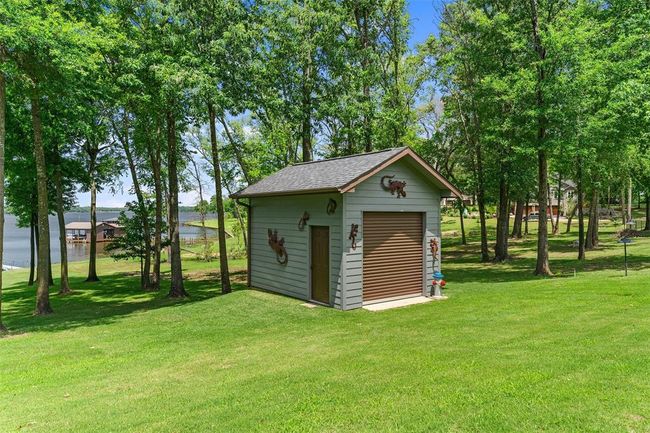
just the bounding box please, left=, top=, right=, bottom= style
left=53, top=150, right=72, bottom=294
left=113, top=111, right=153, bottom=290
left=82, top=128, right=113, bottom=283
left=426, top=2, right=492, bottom=262
left=30, top=83, right=53, bottom=314
left=0, top=59, right=6, bottom=331
left=528, top=0, right=552, bottom=276
left=208, top=105, right=232, bottom=293
left=166, top=108, right=188, bottom=298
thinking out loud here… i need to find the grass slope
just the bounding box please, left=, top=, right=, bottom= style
left=184, top=217, right=238, bottom=231
left=1, top=218, right=650, bottom=432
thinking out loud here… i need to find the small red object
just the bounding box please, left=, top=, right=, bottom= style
left=440, top=280, right=446, bottom=287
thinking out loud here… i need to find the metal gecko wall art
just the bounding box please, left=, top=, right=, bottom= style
left=268, top=229, right=288, bottom=265
left=381, top=175, right=407, bottom=198
left=298, top=211, right=310, bottom=230
left=429, top=238, right=439, bottom=264
left=348, top=223, right=359, bottom=250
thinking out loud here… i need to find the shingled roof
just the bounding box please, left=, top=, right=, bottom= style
left=231, top=147, right=461, bottom=198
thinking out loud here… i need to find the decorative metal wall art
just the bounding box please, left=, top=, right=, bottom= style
left=326, top=198, right=337, bottom=215
left=348, top=223, right=359, bottom=250
left=429, top=238, right=439, bottom=264
left=298, top=211, right=310, bottom=230
left=381, top=175, right=407, bottom=198
left=268, top=229, right=288, bottom=264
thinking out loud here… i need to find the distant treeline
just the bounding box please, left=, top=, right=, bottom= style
left=65, top=206, right=199, bottom=213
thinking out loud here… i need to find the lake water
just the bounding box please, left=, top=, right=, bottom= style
left=3, top=211, right=212, bottom=268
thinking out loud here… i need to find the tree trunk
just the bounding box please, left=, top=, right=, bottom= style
left=585, top=189, right=599, bottom=249
left=591, top=189, right=599, bottom=247
left=645, top=190, right=650, bottom=231
left=628, top=178, right=633, bottom=224
left=224, top=183, right=248, bottom=250
left=577, top=185, right=585, bottom=260
left=301, top=63, right=312, bottom=162
left=535, top=151, right=552, bottom=275
left=54, top=159, right=72, bottom=295
left=474, top=141, right=489, bottom=262
left=621, top=187, right=626, bottom=226
left=164, top=171, right=172, bottom=262
left=529, top=0, right=552, bottom=276
left=494, top=175, right=509, bottom=262
left=190, top=158, right=209, bottom=260
left=48, top=246, right=53, bottom=287
left=547, top=181, right=557, bottom=234
left=452, top=88, right=486, bottom=259
left=29, top=213, right=36, bottom=286
left=0, top=70, right=5, bottom=331
left=208, top=103, right=232, bottom=294
left=586, top=189, right=596, bottom=250
left=147, top=121, right=163, bottom=291
left=458, top=201, right=467, bottom=245
left=235, top=203, right=248, bottom=249
left=166, top=110, right=188, bottom=298
left=511, top=198, right=524, bottom=239
left=524, top=194, right=530, bottom=235
left=354, top=5, right=372, bottom=153
left=553, top=174, right=562, bottom=235
left=121, top=115, right=151, bottom=290
left=152, top=174, right=163, bottom=289
left=565, top=202, right=577, bottom=233
left=31, top=87, right=53, bottom=314
left=86, top=174, right=99, bottom=282
left=218, top=116, right=251, bottom=185
left=34, top=216, right=40, bottom=273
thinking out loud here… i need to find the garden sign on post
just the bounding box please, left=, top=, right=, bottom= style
left=619, top=237, right=632, bottom=277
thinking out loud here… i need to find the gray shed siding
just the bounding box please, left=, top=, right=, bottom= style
left=249, top=193, right=344, bottom=307
left=341, top=159, right=442, bottom=310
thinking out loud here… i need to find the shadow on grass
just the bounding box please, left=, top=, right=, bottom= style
left=1, top=269, right=248, bottom=335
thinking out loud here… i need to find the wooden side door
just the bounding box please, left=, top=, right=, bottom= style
left=310, top=226, right=330, bottom=304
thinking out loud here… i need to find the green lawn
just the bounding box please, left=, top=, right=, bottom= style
left=1, top=217, right=650, bottom=432
left=184, top=217, right=239, bottom=231
left=182, top=217, right=246, bottom=260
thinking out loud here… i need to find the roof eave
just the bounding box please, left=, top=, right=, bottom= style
left=231, top=187, right=340, bottom=199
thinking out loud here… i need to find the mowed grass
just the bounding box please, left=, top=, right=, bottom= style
left=184, top=217, right=239, bottom=232
left=1, top=217, right=650, bottom=432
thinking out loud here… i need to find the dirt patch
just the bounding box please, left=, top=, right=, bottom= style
left=184, top=270, right=247, bottom=283
left=0, top=331, right=31, bottom=340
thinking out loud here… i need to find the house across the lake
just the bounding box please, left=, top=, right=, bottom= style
left=65, top=219, right=124, bottom=243
left=232, top=147, right=461, bottom=310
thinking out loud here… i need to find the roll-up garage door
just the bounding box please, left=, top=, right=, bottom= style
left=362, top=212, right=424, bottom=302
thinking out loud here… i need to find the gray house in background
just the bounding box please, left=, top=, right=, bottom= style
left=232, top=147, right=461, bottom=310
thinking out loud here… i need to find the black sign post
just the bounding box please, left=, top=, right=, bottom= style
left=619, top=237, right=632, bottom=276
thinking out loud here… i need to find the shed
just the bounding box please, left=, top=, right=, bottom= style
left=232, top=147, right=461, bottom=310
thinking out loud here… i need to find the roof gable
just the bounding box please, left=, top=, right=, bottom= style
left=232, top=147, right=461, bottom=198
left=65, top=221, right=123, bottom=230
